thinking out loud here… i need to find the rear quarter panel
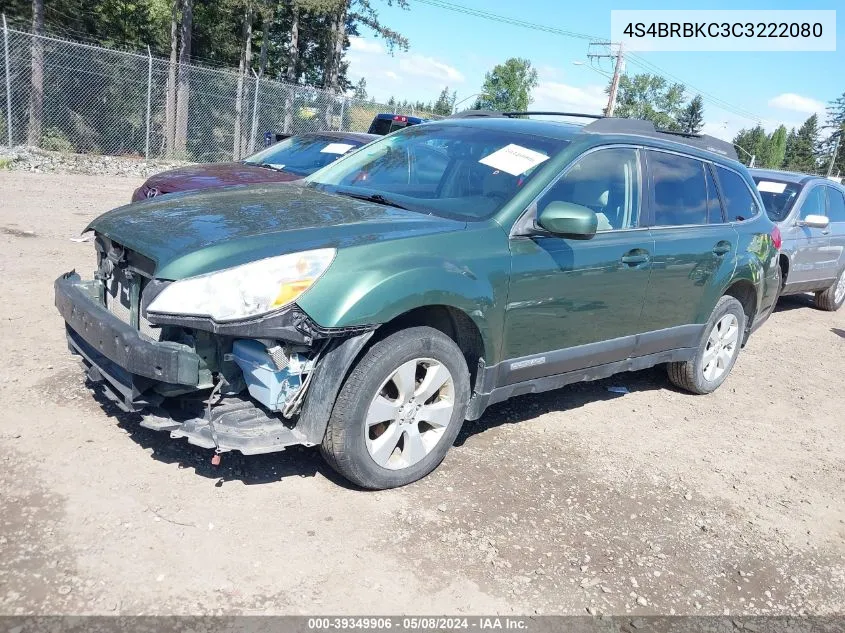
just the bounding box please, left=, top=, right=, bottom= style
left=732, top=216, right=780, bottom=327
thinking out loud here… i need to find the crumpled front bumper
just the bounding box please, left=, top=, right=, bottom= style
left=55, top=271, right=310, bottom=453
left=55, top=271, right=203, bottom=410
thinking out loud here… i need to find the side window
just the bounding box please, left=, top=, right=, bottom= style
left=649, top=151, right=708, bottom=226
left=826, top=187, right=845, bottom=223
left=798, top=186, right=825, bottom=220
left=715, top=166, right=759, bottom=222
left=538, top=148, right=640, bottom=231
left=704, top=164, right=724, bottom=224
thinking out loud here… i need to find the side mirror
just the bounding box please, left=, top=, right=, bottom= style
left=538, top=202, right=598, bottom=239
left=799, top=214, right=830, bottom=230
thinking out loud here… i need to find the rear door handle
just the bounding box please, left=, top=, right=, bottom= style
left=621, top=251, right=650, bottom=266
left=712, top=244, right=731, bottom=256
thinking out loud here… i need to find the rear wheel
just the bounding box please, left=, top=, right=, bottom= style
left=320, top=326, right=470, bottom=489
left=814, top=268, right=845, bottom=312
left=667, top=295, right=746, bottom=395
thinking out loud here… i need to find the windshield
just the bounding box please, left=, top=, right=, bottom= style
left=753, top=178, right=803, bottom=222
left=244, top=135, right=364, bottom=176
left=305, top=123, right=570, bottom=221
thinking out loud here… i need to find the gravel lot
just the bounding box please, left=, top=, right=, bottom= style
left=1, top=171, right=844, bottom=616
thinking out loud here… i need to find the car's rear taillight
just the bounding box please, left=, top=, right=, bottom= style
left=393, top=115, right=407, bottom=122
left=770, top=225, right=782, bottom=250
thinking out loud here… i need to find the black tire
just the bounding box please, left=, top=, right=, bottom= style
left=814, top=268, right=845, bottom=312
left=667, top=296, right=746, bottom=395
left=320, top=326, right=470, bottom=489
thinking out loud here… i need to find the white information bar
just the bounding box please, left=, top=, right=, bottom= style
left=610, top=10, right=836, bottom=52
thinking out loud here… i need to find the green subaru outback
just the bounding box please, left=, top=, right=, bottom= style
left=55, top=113, right=781, bottom=489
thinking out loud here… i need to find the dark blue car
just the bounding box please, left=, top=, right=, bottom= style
left=367, top=113, right=430, bottom=135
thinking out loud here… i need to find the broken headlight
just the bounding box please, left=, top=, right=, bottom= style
left=147, top=248, right=335, bottom=322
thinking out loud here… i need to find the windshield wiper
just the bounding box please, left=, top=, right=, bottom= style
left=334, top=189, right=408, bottom=210
left=254, top=163, right=286, bottom=172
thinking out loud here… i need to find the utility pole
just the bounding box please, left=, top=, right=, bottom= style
left=587, top=41, right=624, bottom=116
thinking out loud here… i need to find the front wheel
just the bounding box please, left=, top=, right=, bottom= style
left=667, top=295, right=746, bottom=395
left=814, top=268, right=845, bottom=312
left=320, top=326, right=470, bottom=489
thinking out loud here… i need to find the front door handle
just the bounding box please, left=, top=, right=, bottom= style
left=621, top=250, right=650, bottom=267
left=712, top=243, right=732, bottom=256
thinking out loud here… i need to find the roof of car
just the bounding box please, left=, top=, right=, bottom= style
left=749, top=167, right=839, bottom=187
left=433, top=116, right=742, bottom=165
left=306, top=131, right=378, bottom=144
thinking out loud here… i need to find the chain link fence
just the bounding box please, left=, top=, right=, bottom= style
left=1, top=20, right=441, bottom=162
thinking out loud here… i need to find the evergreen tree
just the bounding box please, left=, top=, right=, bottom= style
left=782, top=128, right=798, bottom=168
left=768, top=125, right=788, bottom=169
left=822, top=91, right=845, bottom=176
left=733, top=125, right=768, bottom=167
left=783, top=115, right=820, bottom=173
left=677, top=95, right=704, bottom=134
left=432, top=86, right=454, bottom=116
left=352, top=77, right=368, bottom=101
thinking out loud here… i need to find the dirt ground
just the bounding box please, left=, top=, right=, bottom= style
left=1, top=171, right=843, bottom=616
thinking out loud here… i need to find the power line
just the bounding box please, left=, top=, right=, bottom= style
left=624, top=53, right=762, bottom=123
left=412, top=0, right=762, bottom=125
left=412, top=0, right=595, bottom=41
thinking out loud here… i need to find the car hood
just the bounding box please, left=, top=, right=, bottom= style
left=88, top=183, right=466, bottom=280
left=145, top=161, right=301, bottom=193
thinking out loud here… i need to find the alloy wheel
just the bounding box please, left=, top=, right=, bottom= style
left=702, top=313, right=740, bottom=382
left=835, top=269, right=845, bottom=305
left=364, top=358, right=455, bottom=470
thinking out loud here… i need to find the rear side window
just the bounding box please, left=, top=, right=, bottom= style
left=649, top=152, right=708, bottom=226
left=799, top=186, right=826, bottom=219
left=704, top=165, right=724, bottom=224
left=715, top=167, right=759, bottom=222
left=826, top=187, right=845, bottom=222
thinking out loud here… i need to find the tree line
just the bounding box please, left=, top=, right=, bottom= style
left=733, top=96, right=845, bottom=175
left=0, top=0, right=412, bottom=156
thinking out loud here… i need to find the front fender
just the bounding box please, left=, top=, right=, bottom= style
left=297, top=225, right=511, bottom=365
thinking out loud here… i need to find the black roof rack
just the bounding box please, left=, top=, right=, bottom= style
left=444, top=110, right=738, bottom=161
left=502, top=111, right=604, bottom=119
left=446, top=110, right=603, bottom=120
left=582, top=118, right=738, bottom=161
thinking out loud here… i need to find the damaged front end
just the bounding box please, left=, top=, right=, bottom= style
left=55, top=236, right=375, bottom=456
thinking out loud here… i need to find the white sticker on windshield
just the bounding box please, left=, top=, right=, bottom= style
left=320, top=142, right=355, bottom=155
left=479, top=144, right=550, bottom=176
left=757, top=180, right=787, bottom=194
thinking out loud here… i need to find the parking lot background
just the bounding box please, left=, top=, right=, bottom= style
left=0, top=171, right=843, bottom=615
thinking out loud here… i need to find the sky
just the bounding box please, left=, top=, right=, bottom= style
left=344, top=0, right=844, bottom=142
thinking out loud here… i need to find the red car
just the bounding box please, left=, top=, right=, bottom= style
left=132, top=131, right=376, bottom=202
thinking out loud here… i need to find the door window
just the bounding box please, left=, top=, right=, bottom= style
left=826, top=187, right=845, bottom=222
left=715, top=166, right=760, bottom=222
left=538, top=148, right=640, bottom=231
left=649, top=152, right=708, bottom=226
left=798, top=186, right=825, bottom=220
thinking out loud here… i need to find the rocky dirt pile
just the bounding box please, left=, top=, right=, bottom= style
left=0, top=146, right=191, bottom=178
